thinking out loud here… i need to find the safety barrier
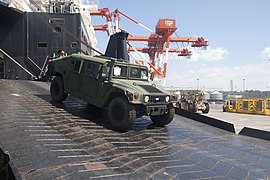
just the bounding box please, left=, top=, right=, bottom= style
left=175, top=107, right=270, bottom=141
left=175, top=108, right=236, bottom=133
left=225, top=98, right=270, bottom=116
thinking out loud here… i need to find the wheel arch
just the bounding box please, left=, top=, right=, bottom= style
left=51, top=72, right=62, bottom=78
left=104, top=88, right=128, bottom=107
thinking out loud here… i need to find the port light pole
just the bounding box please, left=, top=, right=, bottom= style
left=243, top=78, right=245, bottom=98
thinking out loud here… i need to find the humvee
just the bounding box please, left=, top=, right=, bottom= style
left=49, top=53, right=175, bottom=131
left=174, top=90, right=209, bottom=113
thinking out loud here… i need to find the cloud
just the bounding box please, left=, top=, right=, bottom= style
left=189, top=47, right=229, bottom=61
left=261, top=46, right=270, bottom=59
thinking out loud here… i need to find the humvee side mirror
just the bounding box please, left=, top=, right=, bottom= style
left=101, top=66, right=107, bottom=78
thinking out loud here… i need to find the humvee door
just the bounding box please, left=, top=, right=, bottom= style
left=65, top=58, right=83, bottom=92
left=80, top=61, right=101, bottom=99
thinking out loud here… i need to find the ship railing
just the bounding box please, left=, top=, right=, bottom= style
left=0, top=0, right=10, bottom=6
left=26, top=0, right=45, bottom=12
left=39, top=55, right=49, bottom=78
left=27, top=56, right=42, bottom=71
left=0, top=49, right=37, bottom=79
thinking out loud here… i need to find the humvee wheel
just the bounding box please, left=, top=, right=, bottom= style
left=50, top=76, right=68, bottom=102
left=202, top=102, right=210, bottom=113
left=108, top=97, right=136, bottom=131
left=150, top=105, right=175, bottom=126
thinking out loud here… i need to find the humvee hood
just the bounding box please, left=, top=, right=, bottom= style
left=111, top=79, right=169, bottom=95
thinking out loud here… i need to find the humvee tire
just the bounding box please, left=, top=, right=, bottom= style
left=202, top=102, right=210, bottom=113
left=50, top=76, right=68, bottom=102
left=108, top=97, right=136, bottom=131
left=150, top=106, right=175, bottom=126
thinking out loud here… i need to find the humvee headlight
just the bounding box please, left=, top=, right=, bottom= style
left=144, top=95, right=150, bottom=103
left=165, top=96, right=170, bottom=102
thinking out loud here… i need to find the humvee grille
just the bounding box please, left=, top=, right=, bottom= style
left=149, top=95, right=166, bottom=103
left=139, top=85, right=163, bottom=93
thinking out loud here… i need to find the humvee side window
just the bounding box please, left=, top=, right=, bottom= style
left=114, top=67, right=121, bottom=76
left=71, top=59, right=82, bottom=73
left=86, top=62, right=100, bottom=79
left=113, top=65, right=127, bottom=78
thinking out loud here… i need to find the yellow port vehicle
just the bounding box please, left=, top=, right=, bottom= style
left=223, top=98, right=270, bottom=116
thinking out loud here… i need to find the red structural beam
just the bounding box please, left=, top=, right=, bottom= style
left=128, top=48, right=190, bottom=54
left=93, top=25, right=108, bottom=31
left=90, top=8, right=112, bottom=22
left=128, top=36, right=208, bottom=45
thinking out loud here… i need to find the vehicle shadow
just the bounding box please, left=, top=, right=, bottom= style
left=35, top=94, right=158, bottom=132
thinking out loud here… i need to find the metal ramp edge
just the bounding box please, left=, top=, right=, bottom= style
left=175, top=108, right=270, bottom=141
left=175, top=108, right=236, bottom=133
left=239, top=127, right=270, bottom=141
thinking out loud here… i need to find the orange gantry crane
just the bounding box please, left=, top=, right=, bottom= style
left=90, top=8, right=208, bottom=80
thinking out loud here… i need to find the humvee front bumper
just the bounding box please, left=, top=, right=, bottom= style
left=146, top=105, right=168, bottom=116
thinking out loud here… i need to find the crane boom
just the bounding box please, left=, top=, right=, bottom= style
left=89, top=7, right=208, bottom=83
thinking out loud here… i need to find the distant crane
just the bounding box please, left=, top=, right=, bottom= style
left=90, top=7, right=208, bottom=83
left=127, top=18, right=208, bottom=78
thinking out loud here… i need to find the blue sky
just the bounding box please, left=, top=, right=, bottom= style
left=91, top=0, right=270, bottom=91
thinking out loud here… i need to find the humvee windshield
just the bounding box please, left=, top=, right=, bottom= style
left=112, top=65, right=148, bottom=80
left=130, top=67, right=148, bottom=80
left=113, top=65, right=128, bottom=78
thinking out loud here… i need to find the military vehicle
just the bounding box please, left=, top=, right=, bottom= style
left=49, top=53, right=175, bottom=131
left=174, top=90, right=209, bottom=113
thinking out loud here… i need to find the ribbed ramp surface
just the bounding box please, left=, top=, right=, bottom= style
left=0, top=80, right=270, bottom=179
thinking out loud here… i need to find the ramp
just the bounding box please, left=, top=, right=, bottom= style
left=0, top=80, right=270, bottom=179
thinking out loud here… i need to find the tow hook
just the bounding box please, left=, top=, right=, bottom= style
left=147, top=109, right=151, bottom=115
left=163, top=108, right=167, bottom=114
